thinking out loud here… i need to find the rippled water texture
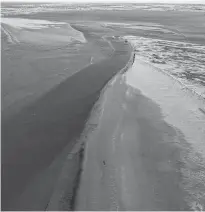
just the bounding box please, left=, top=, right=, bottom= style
left=125, top=35, right=205, bottom=98
left=1, top=3, right=205, bottom=16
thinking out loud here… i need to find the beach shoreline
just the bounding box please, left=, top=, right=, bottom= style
left=1, top=32, right=132, bottom=210
left=1, top=7, right=205, bottom=211
left=46, top=38, right=135, bottom=211
left=75, top=52, right=205, bottom=210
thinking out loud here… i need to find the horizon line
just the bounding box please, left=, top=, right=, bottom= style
left=1, top=0, right=205, bottom=4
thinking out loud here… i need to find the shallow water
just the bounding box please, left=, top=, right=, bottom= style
left=124, top=35, right=205, bottom=98
left=1, top=3, right=205, bottom=16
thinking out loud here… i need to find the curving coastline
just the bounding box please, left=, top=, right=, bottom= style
left=75, top=38, right=205, bottom=211
left=2, top=6, right=205, bottom=211
left=46, top=37, right=135, bottom=211
left=124, top=35, right=205, bottom=101
left=1, top=36, right=133, bottom=211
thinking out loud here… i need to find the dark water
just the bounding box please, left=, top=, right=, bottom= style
left=1, top=39, right=131, bottom=210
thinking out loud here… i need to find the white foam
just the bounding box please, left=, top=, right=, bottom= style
left=2, top=3, right=205, bottom=16
left=124, top=35, right=205, bottom=99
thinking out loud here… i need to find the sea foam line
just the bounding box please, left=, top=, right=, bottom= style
left=124, top=35, right=205, bottom=102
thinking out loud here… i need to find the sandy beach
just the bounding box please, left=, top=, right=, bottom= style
left=2, top=37, right=131, bottom=212
left=1, top=3, right=205, bottom=211
left=75, top=56, right=205, bottom=211
left=1, top=19, right=131, bottom=210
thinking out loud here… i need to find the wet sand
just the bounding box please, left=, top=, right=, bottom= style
left=1, top=21, right=110, bottom=119
left=2, top=7, right=205, bottom=211
left=1, top=36, right=131, bottom=210
left=75, top=58, right=205, bottom=210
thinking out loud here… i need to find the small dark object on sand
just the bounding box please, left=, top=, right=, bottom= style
left=103, top=160, right=106, bottom=165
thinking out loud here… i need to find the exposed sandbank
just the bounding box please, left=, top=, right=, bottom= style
left=1, top=36, right=132, bottom=210
left=75, top=55, right=205, bottom=211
